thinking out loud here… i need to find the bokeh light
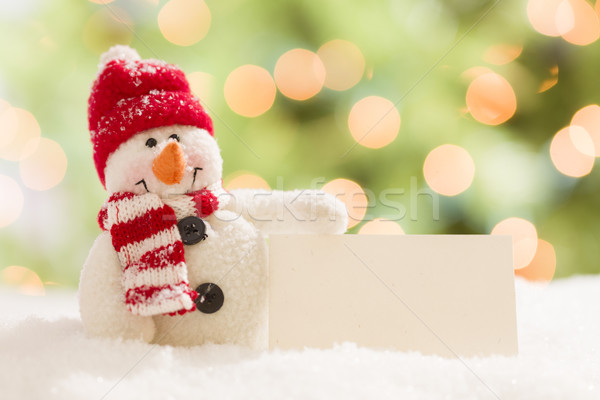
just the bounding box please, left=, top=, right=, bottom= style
left=466, top=72, right=517, bottom=125
left=274, top=48, right=326, bottom=101
left=359, top=218, right=405, bottom=235
left=538, top=65, right=559, bottom=93
left=0, top=108, right=41, bottom=161
left=483, top=44, right=523, bottom=65
left=423, top=144, right=475, bottom=197
left=527, top=0, right=566, bottom=37
left=491, top=217, right=538, bottom=270
left=224, top=65, right=276, bottom=117
left=568, top=124, right=595, bottom=157
left=5, top=0, right=600, bottom=287
left=558, top=0, right=600, bottom=46
left=0, top=99, right=18, bottom=150
left=188, top=71, right=214, bottom=105
left=528, top=0, right=600, bottom=45
left=19, top=138, right=68, bottom=191
left=1, top=266, right=45, bottom=296
left=0, top=175, right=24, bottom=228
left=322, top=178, right=368, bottom=229
left=515, top=239, right=556, bottom=282
left=317, top=39, right=365, bottom=91
left=348, top=96, right=400, bottom=149
left=550, top=126, right=595, bottom=177
left=224, top=172, right=270, bottom=191
left=158, top=0, right=211, bottom=46
left=571, top=104, right=600, bottom=156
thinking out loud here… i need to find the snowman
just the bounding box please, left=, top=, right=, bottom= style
left=79, top=46, right=347, bottom=348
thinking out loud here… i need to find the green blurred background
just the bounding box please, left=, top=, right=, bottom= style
left=1, top=0, right=599, bottom=290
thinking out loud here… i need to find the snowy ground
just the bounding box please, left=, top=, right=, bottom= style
left=0, top=276, right=599, bottom=400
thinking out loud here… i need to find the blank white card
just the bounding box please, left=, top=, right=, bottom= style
left=269, top=235, right=518, bottom=357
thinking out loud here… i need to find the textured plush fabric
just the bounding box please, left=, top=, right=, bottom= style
left=97, top=190, right=219, bottom=316
left=88, top=46, right=213, bottom=187
left=80, top=188, right=347, bottom=347
left=80, top=45, right=349, bottom=348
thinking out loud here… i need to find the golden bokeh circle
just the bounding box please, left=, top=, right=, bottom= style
left=559, top=0, right=600, bottom=46
left=423, top=144, right=475, bottom=197
left=0, top=100, right=18, bottom=151
left=527, top=0, right=565, bottom=37
left=224, top=65, right=276, bottom=117
left=571, top=105, right=600, bottom=156
left=317, top=39, right=365, bottom=91
left=19, top=138, right=68, bottom=191
left=274, top=49, right=326, bottom=101
left=483, top=44, right=523, bottom=65
left=359, top=218, right=405, bottom=235
left=491, top=217, right=538, bottom=270
left=515, top=239, right=556, bottom=282
left=0, top=175, right=24, bottom=228
left=348, top=96, right=400, bottom=149
left=466, top=72, right=516, bottom=126
left=224, top=172, right=270, bottom=191
left=0, top=108, right=41, bottom=161
left=322, top=178, right=368, bottom=229
left=550, top=126, right=595, bottom=177
left=188, top=71, right=215, bottom=105
left=1, top=266, right=45, bottom=296
left=158, top=0, right=211, bottom=46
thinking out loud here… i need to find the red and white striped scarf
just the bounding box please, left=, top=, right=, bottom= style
left=98, top=188, right=219, bottom=316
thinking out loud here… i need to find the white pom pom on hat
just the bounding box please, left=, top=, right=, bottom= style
left=98, top=45, right=141, bottom=73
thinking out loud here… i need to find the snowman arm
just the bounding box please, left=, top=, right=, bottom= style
left=222, top=189, right=348, bottom=235
left=79, top=232, right=156, bottom=343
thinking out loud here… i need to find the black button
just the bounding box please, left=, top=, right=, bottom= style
left=177, top=216, right=207, bottom=245
left=194, top=283, right=224, bottom=314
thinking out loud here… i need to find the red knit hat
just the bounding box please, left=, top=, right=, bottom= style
left=88, top=46, right=214, bottom=187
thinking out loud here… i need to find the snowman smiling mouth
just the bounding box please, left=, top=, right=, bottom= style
left=135, top=179, right=149, bottom=192
left=135, top=140, right=204, bottom=195
left=135, top=167, right=203, bottom=194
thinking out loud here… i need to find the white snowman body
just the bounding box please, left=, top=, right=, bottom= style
left=79, top=125, right=347, bottom=348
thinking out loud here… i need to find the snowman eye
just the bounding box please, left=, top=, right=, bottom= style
left=145, top=138, right=157, bottom=148
left=169, top=134, right=180, bottom=142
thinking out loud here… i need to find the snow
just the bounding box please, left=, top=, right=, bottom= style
left=139, top=64, right=158, bottom=74
left=1, top=276, right=599, bottom=400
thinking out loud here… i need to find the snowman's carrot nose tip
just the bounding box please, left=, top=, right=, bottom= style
left=152, top=142, right=185, bottom=185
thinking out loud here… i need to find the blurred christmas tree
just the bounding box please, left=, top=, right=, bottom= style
left=1, top=0, right=599, bottom=290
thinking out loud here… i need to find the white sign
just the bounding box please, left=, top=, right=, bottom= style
left=269, top=234, right=518, bottom=357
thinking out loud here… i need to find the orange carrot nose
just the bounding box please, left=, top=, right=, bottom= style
left=152, top=142, right=186, bottom=185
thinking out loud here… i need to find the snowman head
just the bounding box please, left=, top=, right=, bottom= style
left=88, top=45, right=220, bottom=196
left=104, top=125, right=222, bottom=197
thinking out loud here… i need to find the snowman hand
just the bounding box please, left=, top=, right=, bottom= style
left=224, top=189, right=348, bottom=235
